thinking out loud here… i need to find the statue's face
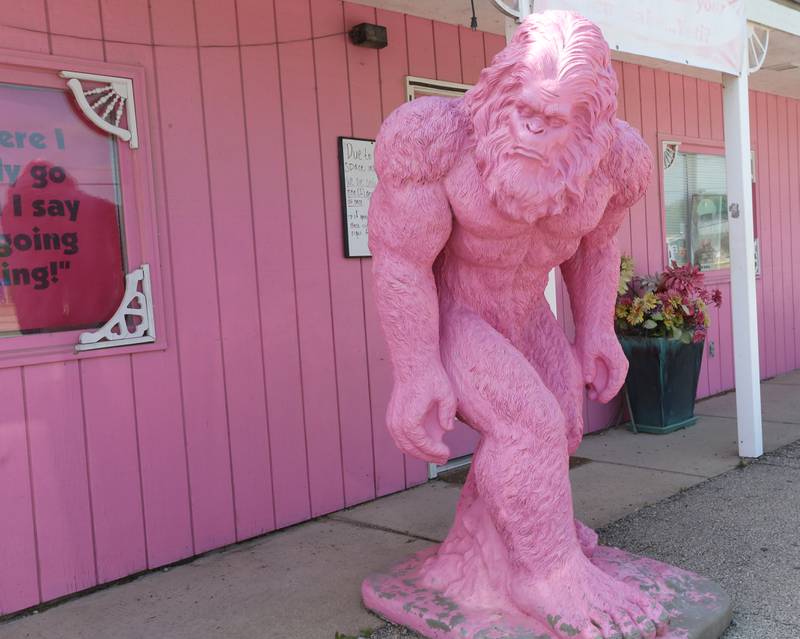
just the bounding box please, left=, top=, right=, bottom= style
left=507, top=76, right=574, bottom=169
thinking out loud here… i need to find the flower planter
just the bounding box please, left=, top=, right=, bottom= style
left=619, top=335, right=704, bottom=434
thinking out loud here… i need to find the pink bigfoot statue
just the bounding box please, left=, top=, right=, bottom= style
left=364, top=11, right=670, bottom=639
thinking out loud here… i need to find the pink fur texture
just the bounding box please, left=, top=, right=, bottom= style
left=367, top=11, right=661, bottom=639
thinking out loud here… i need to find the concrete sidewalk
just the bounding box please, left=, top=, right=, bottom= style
left=2, top=373, right=800, bottom=639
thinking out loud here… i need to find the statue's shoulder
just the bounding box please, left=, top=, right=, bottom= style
left=604, top=119, right=653, bottom=209
left=374, top=96, right=468, bottom=187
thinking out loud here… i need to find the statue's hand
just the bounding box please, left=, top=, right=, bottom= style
left=386, top=367, right=456, bottom=465
left=576, top=333, right=628, bottom=404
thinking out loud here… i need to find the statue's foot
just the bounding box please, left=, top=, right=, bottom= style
left=575, top=518, right=598, bottom=557
left=510, top=550, right=669, bottom=639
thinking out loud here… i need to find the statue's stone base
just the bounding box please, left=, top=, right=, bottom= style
left=362, top=546, right=732, bottom=639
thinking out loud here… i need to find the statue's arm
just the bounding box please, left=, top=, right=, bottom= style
left=368, top=175, right=456, bottom=464
left=561, top=119, right=653, bottom=402
left=366, top=96, right=465, bottom=463
left=369, top=179, right=452, bottom=382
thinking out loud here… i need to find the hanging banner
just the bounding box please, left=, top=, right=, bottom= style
left=534, top=0, right=747, bottom=75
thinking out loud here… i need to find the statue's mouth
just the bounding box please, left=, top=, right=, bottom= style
left=512, top=146, right=546, bottom=163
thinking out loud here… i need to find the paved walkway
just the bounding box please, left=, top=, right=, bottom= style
left=3, top=372, right=800, bottom=639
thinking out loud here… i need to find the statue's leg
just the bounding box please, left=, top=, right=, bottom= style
left=518, top=301, right=597, bottom=557
left=439, top=306, right=667, bottom=639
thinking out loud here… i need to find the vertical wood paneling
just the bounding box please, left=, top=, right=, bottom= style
left=751, top=90, right=768, bottom=376
left=312, top=0, right=344, bottom=37
left=777, top=98, right=793, bottom=374
left=459, top=26, right=485, bottom=84
left=669, top=73, right=685, bottom=136
left=50, top=35, right=104, bottom=58
left=45, top=0, right=102, bottom=38
left=24, top=363, right=96, bottom=601
left=346, top=3, right=407, bottom=495
left=718, top=284, right=735, bottom=391
left=406, top=15, right=436, bottom=79
left=622, top=64, right=648, bottom=271
left=789, top=101, right=800, bottom=367
left=0, top=368, right=39, bottom=614
left=0, top=2, right=48, bottom=63
left=697, top=80, right=712, bottom=140
left=278, top=38, right=345, bottom=515
left=150, top=0, right=196, bottom=46
left=195, top=0, right=238, bottom=46
left=611, top=60, right=632, bottom=259
left=315, top=27, right=376, bottom=506
left=274, top=0, right=311, bottom=41
left=237, top=0, right=277, bottom=44
left=639, top=67, right=663, bottom=275
left=683, top=77, right=699, bottom=138
left=100, top=0, right=150, bottom=44
left=153, top=43, right=235, bottom=552
left=104, top=34, right=195, bottom=568
left=240, top=44, right=310, bottom=528
left=80, top=358, right=147, bottom=582
left=654, top=70, right=671, bottom=136
left=199, top=45, right=275, bottom=539
left=755, top=93, right=775, bottom=376
left=710, top=83, right=724, bottom=142
left=767, top=95, right=783, bottom=378
left=483, top=33, right=505, bottom=66
left=433, top=22, right=461, bottom=82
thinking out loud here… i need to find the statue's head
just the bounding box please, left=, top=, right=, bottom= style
left=464, top=11, right=618, bottom=221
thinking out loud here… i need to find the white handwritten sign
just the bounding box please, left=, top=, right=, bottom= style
left=338, top=137, right=376, bottom=258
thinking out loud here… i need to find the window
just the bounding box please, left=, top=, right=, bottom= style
left=663, top=145, right=728, bottom=271
left=0, top=50, right=163, bottom=366
left=405, top=76, right=471, bottom=101
left=0, top=82, right=126, bottom=336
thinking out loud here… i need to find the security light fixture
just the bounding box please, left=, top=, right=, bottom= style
left=349, top=23, right=388, bottom=49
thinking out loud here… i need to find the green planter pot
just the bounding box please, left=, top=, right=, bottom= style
left=618, top=335, right=705, bottom=434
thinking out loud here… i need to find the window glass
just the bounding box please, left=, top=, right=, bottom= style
left=0, top=82, right=125, bottom=336
left=664, top=150, right=728, bottom=271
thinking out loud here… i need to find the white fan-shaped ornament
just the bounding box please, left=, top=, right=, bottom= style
left=748, top=24, right=770, bottom=74
left=663, top=142, right=680, bottom=171
left=59, top=71, right=139, bottom=148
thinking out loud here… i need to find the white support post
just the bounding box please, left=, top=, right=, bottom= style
left=723, top=54, right=763, bottom=458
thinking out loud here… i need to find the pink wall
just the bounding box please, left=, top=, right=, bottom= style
left=0, top=0, right=797, bottom=618
left=0, top=0, right=506, bottom=616
left=560, top=63, right=797, bottom=432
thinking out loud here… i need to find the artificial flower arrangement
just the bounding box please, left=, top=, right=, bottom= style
left=615, top=256, right=723, bottom=344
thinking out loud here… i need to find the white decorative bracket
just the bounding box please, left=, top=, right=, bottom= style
left=662, top=141, right=680, bottom=171
left=59, top=70, right=139, bottom=149
left=75, top=264, right=155, bottom=352
left=747, top=24, right=770, bottom=74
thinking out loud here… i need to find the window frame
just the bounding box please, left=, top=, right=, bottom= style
left=658, top=133, right=751, bottom=286
left=0, top=48, right=165, bottom=368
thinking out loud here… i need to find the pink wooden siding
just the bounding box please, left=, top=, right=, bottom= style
left=559, top=63, right=795, bottom=431
left=0, top=0, right=505, bottom=615
left=0, top=0, right=798, bottom=618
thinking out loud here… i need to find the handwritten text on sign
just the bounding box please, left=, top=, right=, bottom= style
left=339, top=137, right=376, bottom=258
